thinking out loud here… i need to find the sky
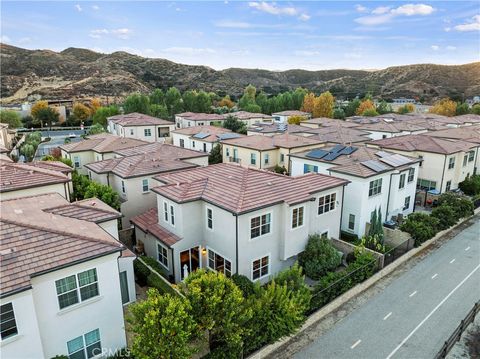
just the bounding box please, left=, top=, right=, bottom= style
left=1, top=1, right=479, bottom=70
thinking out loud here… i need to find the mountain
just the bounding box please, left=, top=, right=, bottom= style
left=1, top=43, right=479, bottom=104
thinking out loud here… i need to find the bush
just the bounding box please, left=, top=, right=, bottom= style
left=146, top=273, right=176, bottom=295
left=133, top=258, right=150, bottom=286
left=437, top=192, right=474, bottom=220
left=140, top=255, right=169, bottom=279
left=431, top=205, right=458, bottom=230
left=400, top=212, right=439, bottom=246
left=299, top=234, right=342, bottom=280
left=231, top=274, right=255, bottom=298
left=459, top=175, right=480, bottom=196
left=273, top=165, right=287, bottom=174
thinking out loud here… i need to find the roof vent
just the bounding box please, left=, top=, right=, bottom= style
left=267, top=181, right=272, bottom=186
left=14, top=209, right=23, bottom=214
left=0, top=248, right=14, bottom=256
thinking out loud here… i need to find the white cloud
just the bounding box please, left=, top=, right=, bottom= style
left=444, top=27, right=451, bottom=32
left=430, top=45, right=439, bottom=51
left=248, top=2, right=309, bottom=21
left=295, top=50, right=321, bottom=56
left=344, top=51, right=362, bottom=59
left=92, top=5, right=100, bottom=10
left=161, top=47, right=216, bottom=56
left=454, top=15, right=480, bottom=32
left=18, top=37, right=31, bottom=44
left=446, top=46, right=457, bottom=51
left=355, top=3, right=435, bottom=26
left=111, top=28, right=132, bottom=39
left=89, top=28, right=132, bottom=39
left=372, top=6, right=390, bottom=15
left=89, top=29, right=109, bottom=38
left=355, top=4, right=368, bottom=13
left=1, top=35, right=11, bottom=43
left=74, top=4, right=82, bottom=12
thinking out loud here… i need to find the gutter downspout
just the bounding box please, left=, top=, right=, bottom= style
left=339, top=185, right=345, bottom=235
left=385, top=172, right=394, bottom=221
left=439, top=154, right=447, bottom=193
left=107, top=173, right=110, bottom=187
left=64, top=182, right=69, bottom=202
left=259, top=151, right=262, bottom=169
left=235, top=214, right=239, bottom=274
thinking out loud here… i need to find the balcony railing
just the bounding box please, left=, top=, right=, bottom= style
left=229, top=157, right=241, bottom=163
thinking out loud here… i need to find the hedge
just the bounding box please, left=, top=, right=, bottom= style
left=133, top=257, right=177, bottom=296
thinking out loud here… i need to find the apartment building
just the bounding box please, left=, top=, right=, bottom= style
left=172, top=125, right=242, bottom=153
left=271, top=110, right=311, bottom=123
left=107, top=113, right=175, bottom=143
left=174, top=112, right=226, bottom=129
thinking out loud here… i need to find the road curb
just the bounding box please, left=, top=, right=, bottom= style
left=249, top=210, right=479, bottom=359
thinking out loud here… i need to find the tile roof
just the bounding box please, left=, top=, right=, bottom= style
left=231, top=111, right=273, bottom=120
left=43, top=198, right=122, bottom=223
left=272, top=110, right=310, bottom=117
left=221, top=133, right=324, bottom=150
left=306, top=126, right=370, bottom=145
left=356, top=121, right=426, bottom=133
left=303, top=118, right=360, bottom=128
left=86, top=144, right=206, bottom=178
left=108, top=112, right=173, bottom=126
left=30, top=160, right=73, bottom=174
left=172, top=125, right=238, bottom=142
left=175, top=112, right=226, bottom=121
left=59, top=134, right=148, bottom=153
left=290, top=146, right=420, bottom=178
left=422, top=125, right=480, bottom=144
left=0, top=144, right=9, bottom=153
left=247, top=123, right=308, bottom=134
left=368, top=134, right=476, bottom=154
left=130, top=208, right=181, bottom=247
left=152, top=163, right=349, bottom=214
left=0, top=193, right=125, bottom=297
left=0, top=160, right=70, bottom=193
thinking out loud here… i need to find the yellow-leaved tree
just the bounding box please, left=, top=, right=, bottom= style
left=287, top=115, right=308, bottom=125
left=218, top=96, right=235, bottom=109
left=313, top=91, right=335, bottom=118
left=31, top=100, right=49, bottom=119
left=73, top=102, right=92, bottom=121
left=356, top=99, right=377, bottom=116
left=90, top=98, right=102, bottom=115
left=429, top=98, right=457, bottom=117
left=301, top=93, right=316, bottom=114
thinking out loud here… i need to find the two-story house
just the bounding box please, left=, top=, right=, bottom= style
left=60, top=134, right=147, bottom=175
left=271, top=110, right=311, bottom=123
left=171, top=125, right=243, bottom=153
left=107, top=113, right=175, bottom=143
left=290, top=145, right=421, bottom=237
left=174, top=112, right=226, bottom=129
left=0, top=193, right=135, bottom=359
left=221, top=133, right=325, bottom=173
left=230, top=111, right=274, bottom=126
left=131, top=163, right=348, bottom=283
left=85, top=143, right=209, bottom=228
left=367, top=134, right=477, bottom=194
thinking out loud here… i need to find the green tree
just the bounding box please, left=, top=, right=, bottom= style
left=298, top=234, right=342, bottom=280
left=400, top=212, right=439, bottom=246
left=123, top=94, right=150, bottom=114
left=195, top=90, right=212, bottom=113
left=150, top=104, right=169, bottom=119
left=459, top=175, right=480, bottom=195
left=472, top=104, right=480, bottom=115
left=333, top=108, right=346, bottom=119
left=150, top=88, right=165, bottom=105
left=436, top=192, right=474, bottom=219
left=128, top=289, right=198, bottom=359
left=36, top=107, right=59, bottom=128
left=292, top=88, right=308, bottom=110
left=431, top=205, right=458, bottom=230
left=182, top=90, right=197, bottom=112
left=165, top=87, right=184, bottom=117
left=0, top=110, right=22, bottom=128
left=20, top=143, right=35, bottom=161
left=376, top=101, right=393, bottom=115
left=92, top=106, right=119, bottom=127
left=88, top=123, right=105, bottom=135
left=255, top=91, right=269, bottom=113
left=222, top=115, right=247, bottom=134
left=344, top=99, right=361, bottom=117
left=83, top=181, right=121, bottom=210
left=208, top=143, right=223, bottom=164
left=183, top=270, right=251, bottom=355
left=455, top=102, right=470, bottom=115
left=361, top=108, right=379, bottom=117
left=397, top=104, right=415, bottom=114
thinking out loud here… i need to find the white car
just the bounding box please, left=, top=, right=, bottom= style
left=68, top=133, right=77, bottom=138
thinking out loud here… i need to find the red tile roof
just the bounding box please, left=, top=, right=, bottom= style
left=272, top=110, right=310, bottom=117
left=175, top=112, right=226, bottom=121
left=60, top=134, right=147, bottom=153
left=303, top=118, right=360, bottom=128
left=152, top=163, right=348, bottom=214
left=232, top=111, right=273, bottom=120
left=44, top=198, right=122, bottom=223
left=221, top=133, right=324, bottom=150
left=30, top=160, right=73, bottom=174
left=108, top=112, right=173, bottom=126
left=172, top=125, right=237, bottom=142
left=130, top=208, right=181, bottom=247
left=114, top=142, right=209, bottom=157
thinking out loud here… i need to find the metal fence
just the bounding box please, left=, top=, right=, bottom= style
left=382, top=237, right=415, bottom=267
left=435, top=301, right=480, bottom=359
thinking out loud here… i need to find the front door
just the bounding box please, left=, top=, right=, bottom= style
left=180, top=246, right=200, bottom=280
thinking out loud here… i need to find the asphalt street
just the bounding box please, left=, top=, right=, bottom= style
left=33, top=130, right=84, bottom=160
left=295, top=218, right=480, bottom=359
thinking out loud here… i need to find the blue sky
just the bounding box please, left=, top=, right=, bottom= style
left=1, top=1, right=479, bottom=70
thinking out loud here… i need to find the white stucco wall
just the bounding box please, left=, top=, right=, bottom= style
left=1, top=182, right=70, bottom=201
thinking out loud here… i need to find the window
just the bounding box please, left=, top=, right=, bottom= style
left=250, top=213, right=271, bottom=239
left=56, top=269, right=99, bottom=310
left=448, top=157, right=455, bottom=169
left=203, top=143, right=207, bottom=152
left=250, top=153, right=256, bottom=165
left=403, top=196, right=411, bottom=211
left=119, top=271, right=129, bottom=305
left=463, top=154, right=468, bottom=167
left=67, top=329, right=101, bottom=359
left=207, top=208, right=213, bottom=229
left=408, top=168, right=415, bottom=182
left=179, top=139, right=184, bottom=148
left=144, top=129, right=151, bottom=137
left=88, top=171, right=92, bottom=180
left=291, top=207, right=304, bottom=228
left=468, top=150, right=475, bottom=162
left=0, top=303, right=18, bottom=339
left=163, top=202, right=169, bottom=222
left=280, top=154, right=285, bottom=163
left=368, top=179, right=382, bottom=197
left=382, top=134, right=387, bottom=139
left=121, top=181, right=126, bottom=194
left=348, top=214, right=355, bottom=231
left=321, top=231, right=329, bottom=239
left=170, top=205, right=175, bottom=225
left=208, top=249, right=231, bottom=277
left=264, top=154, right=269, bottom=165
left=399, top=174, right=406, bottom=189
left=318, top=193, right=336, bottom=215
left=446, top=180, right=451, bottom=192
left=130, top=129, right=134, bottom=135
left=417, top=178, right=437, bottom=191
left=192, top=140, right=195, bottom=148
left=226, top=147, right=230, bottom=157
left=73, top=156, right=80, bottom=168
left=418, top=155, right=423, bottom=167
left=304, top=164, right=318, bottom=174
left=157, top=244, right=168, bottom=268
left=252, top=256, right=269, bottom=280
left=142, top=179, right=149, bottom=193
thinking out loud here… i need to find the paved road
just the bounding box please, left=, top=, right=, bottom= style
left=34, top=130, right=84, bottom=160
left=295, top=219, right=480, bottom=359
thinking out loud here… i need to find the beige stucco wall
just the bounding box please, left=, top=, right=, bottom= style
left=1, top=182, right=70, bottom=201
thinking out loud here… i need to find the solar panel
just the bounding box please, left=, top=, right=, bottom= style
left=277, top=124, right=287, bottom=132
left=218, top=133, right=241, bottom=140
left=193, top=132, right=209, bottom=139
left=330, top=144, right=345, bottom=153
left=361, top=160, right=390, bottom=172
left=379, top=154, right=412, bottom=167
left=323, top=152, right=343, bottom=161
left=376, top=151, right=391, bottom=158
left=339, top=146, right=357, bottom=155
left=306, top=149, right=329, bottom=159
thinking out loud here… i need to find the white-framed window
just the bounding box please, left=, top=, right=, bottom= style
left=399, top=173, right=406, bottom=189
left=192, top=140, right=195, bottom=148
left=463, top=154, right=468, bottom=167
left=417, top=178, right=437, bottom=191
left=418, top=155, right=423, bottom=167
left=179, top=139, right=185, bottom=148
left=369, top=179, right=382, bottom=197
left=163, top=201, right=169, bottom=222
left=468, top=150, right=475, bottom=162
left=67, top=328, right=101, bottom=359
left=206, top=208, right=213, bottom=230
left=291, top=206, right=304, bottom=229
left=280, top=153, right=285, bottom=163
left=448, top=157, right=455, bottom=169
left=226, top=147, right=230, bottom=157
left=157, top=243, right=168, bottom=269
left=55, top=269, right=99, bottom=310
left=73, top=156, right=80, bottom=168
left=170, top=205, right=175, bottom=225
left=250, top=213, right=271, bottom=239
left=404, top=196, right=411, bottom=211
left=446, top=180, right=451, bottom=191
left=144, top=129, right=152, bottom=137
left=304, top=164, right=318, bottom=174
left=0, top=303, right=18, bottom=340
left=250, top=153, right=256, bottom=165
left=318, top=193, right=336, bottom=215
left=121, top=180, right=126, bottom=194
left=252, top=255, right=269, bottom=281
left=119, top=271, right=129, bottom=305
left=264, top=154, right=269, bottom=165
left=348, top=214, right=355, bottom=231
left=207, top=249, right=231, bottom=277
left=408, top=168, right=415, bottom=182
left=142, top=179, right=149, bottom=193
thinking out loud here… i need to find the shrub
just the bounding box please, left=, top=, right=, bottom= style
left=273, top=165, right=287, bottom=174
left=437, top=192, right=474, bottom=220
left=431, top=205, right=458, bottom=230
left=400, top=212, right=439, bottom=246
left=133, top=259, right=150, bottom=286
left=146, top=273, right=176, bottom=295
left=459, top=175, right=480, bottom=196
left=140, top=255, right=169, bottom=280
left=299, top=234, right=342, bottom=280
left=357, top=234, right=386, bottom=253
left=231, top=274, right=255, bottom=298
